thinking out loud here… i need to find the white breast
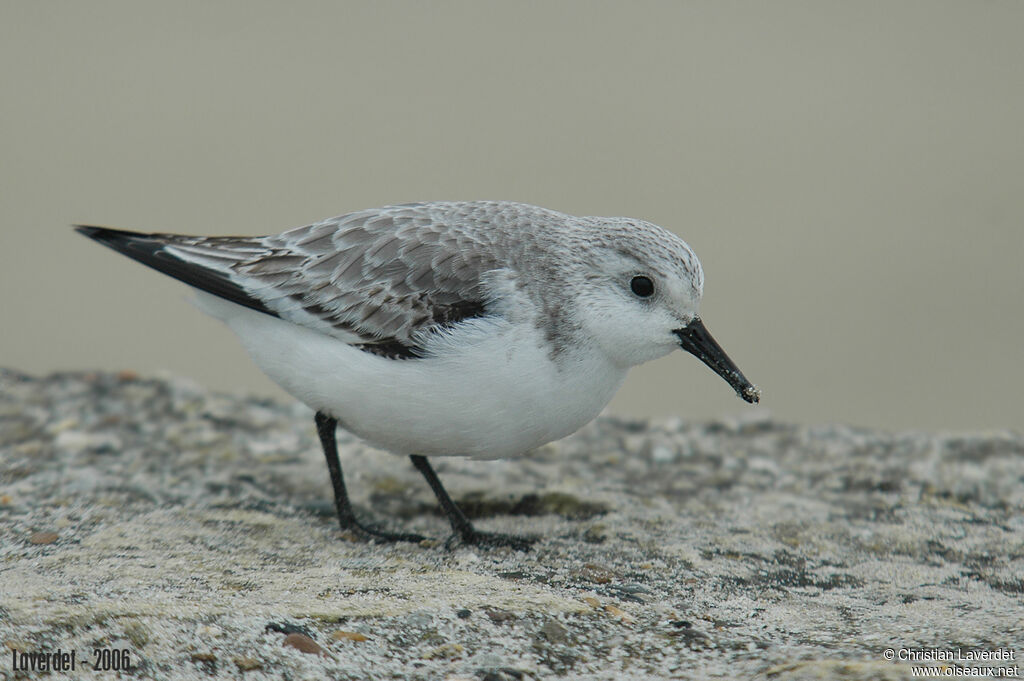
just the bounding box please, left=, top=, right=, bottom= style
left=192, top=291, right=627, bottom=459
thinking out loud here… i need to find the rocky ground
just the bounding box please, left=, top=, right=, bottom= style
left=1, top=369, right=1021, bottom=680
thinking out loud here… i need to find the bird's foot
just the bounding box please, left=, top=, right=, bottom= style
left=338, top=514, right=428, bottom=544
left=445, top=528, right=537, bottom=551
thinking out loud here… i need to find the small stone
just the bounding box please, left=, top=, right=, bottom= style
left=0, top=495, right=12, bottom=505
left=582, top=524, right=607, bottom=544
left=651, top=444, right=677, bottom=463
left=582, top=597, right=601, bottom=609
left=604, top=605, right=634, bottom=623
left=672, top=624, right=713, bottom=650
left=577, top=563, right=616, bottom=584
left=29, top=531, right=58, bottom=545
left=233, top=656, right=262, bottom=671
left=282, top=633, right=328, bottom=657
left=538, top=619, right=568, bottom=644
left=190, top=652, right=216, bottom=662
left=479, top=669, right=530, bottom=681
left=425, top=643, right=464, bottom=659
left=117, top=369, right=140, bottom=381
left=484, top=606, right=516, bottom=623
left=456, top=609, right=472, bottom=619
left=265, top=622, right=313, bottom=637
left=332, top=630, right=368, bottom=642
left=405, top=612, right=433, bottom=628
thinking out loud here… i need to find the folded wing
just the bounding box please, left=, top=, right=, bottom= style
left=75, top=204, right=499, bottom=359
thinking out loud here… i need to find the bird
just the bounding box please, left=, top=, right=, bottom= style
left=75, top=201, right=759, bottom=549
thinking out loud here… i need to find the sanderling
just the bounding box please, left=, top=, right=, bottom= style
left=76, top=201, right=758, bottom=549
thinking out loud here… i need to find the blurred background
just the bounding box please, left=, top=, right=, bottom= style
left=2, top=1, right=1021, bottom=432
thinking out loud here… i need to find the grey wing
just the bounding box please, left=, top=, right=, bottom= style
left=161, top=205, right=500, bottom=358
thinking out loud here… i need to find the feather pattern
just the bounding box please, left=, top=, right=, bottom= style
left=80, top=203, right=568, bottom=357
left=213, top=203, right=514, bottom=353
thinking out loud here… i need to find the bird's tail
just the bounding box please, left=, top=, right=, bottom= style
left=74, top=225, right=274, bottom=315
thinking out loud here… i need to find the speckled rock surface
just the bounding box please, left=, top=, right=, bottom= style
left=1, top=369, right=1022, bottom=680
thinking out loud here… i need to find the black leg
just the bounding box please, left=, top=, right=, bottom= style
left=315, top=412, right=425, bottom=543
left=409, top=454, right=535, bottom=551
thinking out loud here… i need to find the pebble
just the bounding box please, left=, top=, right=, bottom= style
left=53, top=430, right=121, bottom=453
left=479, top=669, right=531, bottom=681
left=651, top=444, right=677, bottom=463
left=282, top=633, right=329, bottom=657
left=538, top=620, right=568, bottom=644
left=332, top=630, right=369, bottom=642
left=672, top=624, right=713, bottom=650
left=576, top=563, right=616, bottom=584
left=582, top=524, right=608, bottom=544
left=232, top=656, right=262, bottom=671
left=603, top=605, right=634, bottom=624
left=483, top=607, right=516, bottom=623
left=28, top=531, right=58, bottom=545
left=425, top=643, right=465, bottom=659
left=404, top=612, right=433, bottom=628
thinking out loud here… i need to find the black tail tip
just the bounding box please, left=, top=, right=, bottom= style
left=74, top=224, right=147, bottom=245
left=74, top=224, right=113, bottom=241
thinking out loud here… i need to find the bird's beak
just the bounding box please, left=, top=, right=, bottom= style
left=674, top=318, right=760, bottom=404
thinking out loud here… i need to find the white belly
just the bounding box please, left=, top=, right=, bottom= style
left=193, top=292, right=627, bottom=459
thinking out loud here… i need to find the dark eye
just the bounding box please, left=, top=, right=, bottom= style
left=630, top=275, right=655, bottom=298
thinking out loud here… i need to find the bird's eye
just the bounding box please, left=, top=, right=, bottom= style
left=630, top=275, right=655, bottom=298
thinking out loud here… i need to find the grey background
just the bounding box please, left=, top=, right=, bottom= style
left=3, top=0, right=1022, bottom=431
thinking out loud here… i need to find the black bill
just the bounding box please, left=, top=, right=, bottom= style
left=674, top=318, right=760, bottom=404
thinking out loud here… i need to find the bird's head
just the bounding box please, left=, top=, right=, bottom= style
left=568, top=217, right=759, bottom=404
